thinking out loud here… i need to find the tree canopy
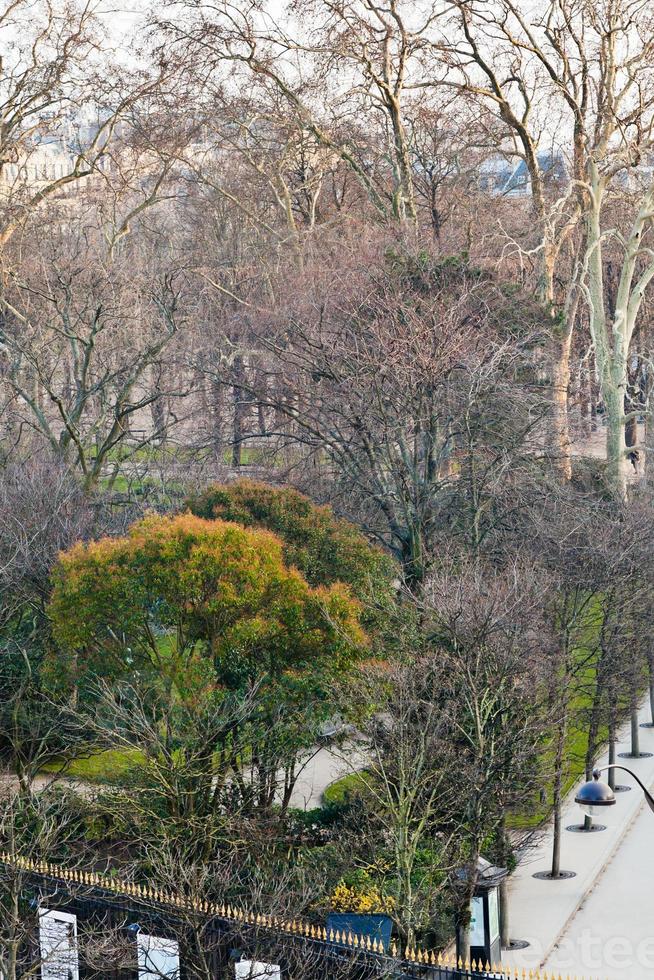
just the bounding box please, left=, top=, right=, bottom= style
left=48, top=512, right=366, bottom=697
left=185, top=480, right=396, bottom=593
left=185, top=481, right=400, bottom=645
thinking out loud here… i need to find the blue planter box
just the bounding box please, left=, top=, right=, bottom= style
left=326, top=912, right=393, bottom=952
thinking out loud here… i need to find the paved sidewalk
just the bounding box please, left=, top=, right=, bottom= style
left=2, top=744, right=363, bottom=812
left=502, top=699, right=654, bottom=977
left=289, top=743, right=367, bottom=809
left=542, top=788, right=654, bottom=979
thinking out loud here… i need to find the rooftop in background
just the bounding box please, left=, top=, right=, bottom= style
left=477, top=151, right=567, bottom=197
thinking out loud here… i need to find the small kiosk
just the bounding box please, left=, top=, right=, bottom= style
left=468, top=857, right=507, bottom=967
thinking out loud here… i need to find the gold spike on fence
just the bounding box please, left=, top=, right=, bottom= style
left=0, top=852, right=611, bottom=980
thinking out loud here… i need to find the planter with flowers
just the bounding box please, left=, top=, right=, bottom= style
left=326, top=876, right=395, bottom=952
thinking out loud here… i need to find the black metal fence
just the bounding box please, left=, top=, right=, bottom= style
left=2, top=860, right=507, bottom=980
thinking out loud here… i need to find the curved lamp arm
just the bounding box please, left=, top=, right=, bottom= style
left=595, top=765, right=654, bottom=814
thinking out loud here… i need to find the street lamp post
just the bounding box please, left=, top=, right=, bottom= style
left=575, top=765, right=654, bottom=816
left=533, top=765, right=654, bottom=883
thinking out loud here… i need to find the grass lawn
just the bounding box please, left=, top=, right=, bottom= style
left=508, top=596, right=627, bottom=830
left=41, top=748, right=145, bottom=783
left=322, top=771, right=369, bottom=806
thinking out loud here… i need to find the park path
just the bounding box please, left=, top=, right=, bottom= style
left=287, top=743, right=366, bottom=810
left=0, top=744, right=360, bottom=811
left=502, top=698, right=654, bottom=979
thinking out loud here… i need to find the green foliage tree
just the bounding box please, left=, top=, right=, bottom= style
left=48, top=511, right=365, bottom=693
left=47, top=513, right=367, bottom=828
left=185, top=480, right=399, bottom=636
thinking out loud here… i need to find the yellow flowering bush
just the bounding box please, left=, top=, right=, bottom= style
left=330, top=881, right=395, bottom=915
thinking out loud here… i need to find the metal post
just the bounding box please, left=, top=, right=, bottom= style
left=608, top=734, right=616, bottom=791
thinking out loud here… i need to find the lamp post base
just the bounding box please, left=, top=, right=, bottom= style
left=565, top=823, right=606, bottom=833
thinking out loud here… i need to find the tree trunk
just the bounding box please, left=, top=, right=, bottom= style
left=625, top=411, right=638, bottom=453
left=605, top=384, right=629, bottom=500
left=388, top=97, right=417, bottom=224
left=231, top=354, right=246, bottom=467
left=551, top=786, right=562, bottom=878
left=552, top=329, right=573, bottom=480
left=550, top=710, right=567, bottom=878
left=211, top=379, right=225, bottom=458
left=256, top=371, right=268, bottom=436
left=583, top=700, right=601, bottom=831
left=150, top=388, right=167, bottom=445
left=499, top=876, right=510, bottom=950
left=625, top=377, right=640, bottom=477
left=584, top=166, right=628, bottom=500
left=585, top=678, right=603, bottom=778
left=579, top=370, right=590, bottom=436
left=497, top=814, right=511, bottom=948
left=583, top=640, right=613, bottom=828
left=590, top=381, right=598, bottom=431
left=608, top=715, right=617, bottom=791
left=455, top=918, right=471, bottom=967
left=644, top=394, right=652, bottom=485
left=588, top=181, right=654, bottom=499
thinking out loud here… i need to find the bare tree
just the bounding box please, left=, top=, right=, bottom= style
left=0, top=455, right=93, bottom=625
left=154, top=0, right=455, bottom=225
left=0, top=227, right=186, bottom=491
left=416, top=558, right=550, bottom=958
left=334, top=660, right=456, bottom=950
left=442, top=0, right=654, bottom=495
left=0, top=0, right=168, bottom=249
left=210, top=244, right=552, bottom=582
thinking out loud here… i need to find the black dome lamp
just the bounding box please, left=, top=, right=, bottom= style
left=576, top=764, right=654, bottom=817
left=575, top=770, right=616, bottom=817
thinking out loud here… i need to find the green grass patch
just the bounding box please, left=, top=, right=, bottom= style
left=508, top=595, right=619, bottom=830
left=322, top=771, right=369, bottom=806
left=41, top=748, right=145, bottom=783
left=221, top=447, right=270, bottom=466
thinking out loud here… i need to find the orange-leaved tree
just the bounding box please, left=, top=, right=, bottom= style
left=49, top=512, right=366, bottom=694
left=185, top=480, right=399, bottom=643
left=47, top=513, right=366, bottom=815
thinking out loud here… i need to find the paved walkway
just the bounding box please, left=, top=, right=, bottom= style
left=502, top=700, right=654, bottom=979
left=288, top=743, right=366, bottom=809
left=543, top=787, right=654, bottom=979
left=1, top=744, right=361, bottom=813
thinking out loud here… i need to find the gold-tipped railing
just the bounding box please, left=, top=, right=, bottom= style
left=0, top=852, right=602, bottom=979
